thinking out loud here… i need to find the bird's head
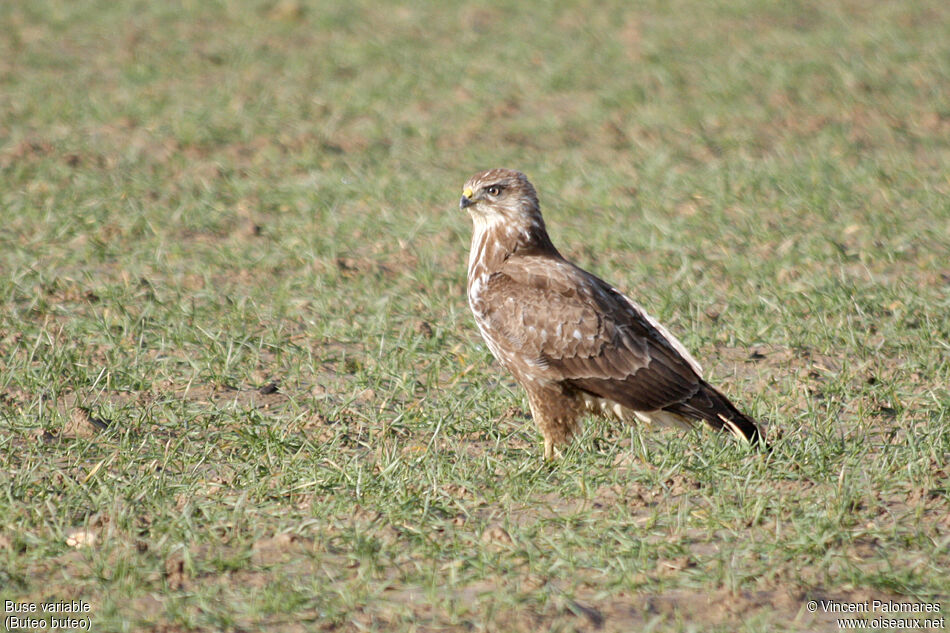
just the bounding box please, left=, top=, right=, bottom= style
left=459, top=168, right=542, bottom=230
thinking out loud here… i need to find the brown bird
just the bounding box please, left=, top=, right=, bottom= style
left=460, top=168, right=763, bottom=460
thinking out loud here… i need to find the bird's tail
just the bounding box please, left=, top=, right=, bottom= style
left=665, top=382, right=764, bottom=447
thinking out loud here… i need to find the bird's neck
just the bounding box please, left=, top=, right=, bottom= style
left=468, top=213, right=559, bottom=280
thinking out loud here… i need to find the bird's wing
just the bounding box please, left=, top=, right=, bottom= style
left=477, top=254, right=705, bottom=412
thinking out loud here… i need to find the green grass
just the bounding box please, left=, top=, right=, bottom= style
left=1, top=0, right=948, bottom=631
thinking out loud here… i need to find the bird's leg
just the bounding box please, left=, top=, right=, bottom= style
left=526, top=389, right=578, bottom=460
left=527, top=397, right=556, bottom=461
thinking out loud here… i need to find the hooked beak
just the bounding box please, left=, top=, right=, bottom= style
left=460, top=187, right=474, bottom=210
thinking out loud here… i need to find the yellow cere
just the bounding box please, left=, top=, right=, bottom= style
left=462, top=187, right=473, bottom=199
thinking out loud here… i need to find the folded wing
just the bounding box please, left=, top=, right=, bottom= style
left=478, top=255, right=704, bottom=412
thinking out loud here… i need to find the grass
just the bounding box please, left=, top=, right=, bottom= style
left=1, top=0, right=948, bottom=631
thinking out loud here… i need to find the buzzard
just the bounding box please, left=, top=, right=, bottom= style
left=460, top=168, right=763, bottom=460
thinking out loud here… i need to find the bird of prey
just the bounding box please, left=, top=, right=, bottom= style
left=460, top=168, right=763, bottom=460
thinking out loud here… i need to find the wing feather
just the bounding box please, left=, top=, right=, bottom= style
left=476, top=254, right=704, bottom=413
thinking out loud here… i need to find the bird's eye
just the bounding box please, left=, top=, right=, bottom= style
left=486, top=185, right=503, bottom=196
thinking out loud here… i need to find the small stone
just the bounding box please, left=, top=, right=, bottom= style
left=66, top=530, right=97, bottom=549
